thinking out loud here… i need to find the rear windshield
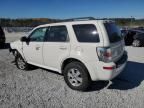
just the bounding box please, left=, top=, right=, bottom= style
left=104, top=23, right=122, bottom=43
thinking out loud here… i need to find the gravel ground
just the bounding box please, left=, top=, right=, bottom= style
left=0, top=32, right=144, bottom=108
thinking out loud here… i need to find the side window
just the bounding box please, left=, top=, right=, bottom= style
left=45, top=26, right=68, bottom=42
left=29, top=27, right=47, bottom=42
left=73, top=24, right=100, bottom=43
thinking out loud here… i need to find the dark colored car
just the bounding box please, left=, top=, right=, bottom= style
left=122, top=29, right=144, bottom=45
left=133, top=27, right=144, bottom=31
left=132, top=33, right=144, bottom=47
left=0, top=26, right=5, bottom=45
left=121, top=29, right=128, bottom=38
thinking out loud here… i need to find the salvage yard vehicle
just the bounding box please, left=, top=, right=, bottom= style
left=122, top=29, right=144, bottom=45
left=9, top=17, right=128, bottom=91
left=0, top=26, right=5, bottom=45
left=132, top=33, right=144, bottom=47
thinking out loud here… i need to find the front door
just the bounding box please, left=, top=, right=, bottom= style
left=22, top=27, right=47, bottom=66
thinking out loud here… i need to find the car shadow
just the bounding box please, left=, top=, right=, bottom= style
left=86, top=81, right=109, bottom=92
left=0, top=43, right=10, bottom=49
left=108, top=61, right=144, bottom=90
left=11, top=60, right=39, bottom=71
left=10, top=57, right=144, bottom=91
left=86, top=61, right=144, bottom=92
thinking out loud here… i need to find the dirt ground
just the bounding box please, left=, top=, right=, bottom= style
left=0, top=32, right=144, bottom=108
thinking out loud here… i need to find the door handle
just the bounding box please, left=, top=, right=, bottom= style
left=35, top=46, right=40, bottom=50
left=59, top=46, right=67, bottom=50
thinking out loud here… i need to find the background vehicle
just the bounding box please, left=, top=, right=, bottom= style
left=9, top=17, right=127, bottom=91
left=133, top=26, right=144, bottom=31
left=132, top=33, right=144, bottom=47
left=122, top=29, right=144, bottom=45
left=0, top=26, right=6, bottom=45
left=121, top=29, right=128, bottom=37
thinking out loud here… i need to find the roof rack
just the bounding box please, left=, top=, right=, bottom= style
left=62, top=17, right=96, bottom=22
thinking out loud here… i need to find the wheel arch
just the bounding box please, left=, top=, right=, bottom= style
left=61, top=58, right=92, bottom=80
left=11, top=48, right=27, bottom=62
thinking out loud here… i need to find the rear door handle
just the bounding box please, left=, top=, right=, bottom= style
left=35, top=46, right=40, bottom=50
left=59, top=46, right=67, bottom=50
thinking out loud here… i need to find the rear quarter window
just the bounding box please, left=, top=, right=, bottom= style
left=72, top=24, right=100, bottom=43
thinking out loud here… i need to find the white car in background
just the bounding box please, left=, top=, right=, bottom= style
left=9, top=17, right=127, bottom=91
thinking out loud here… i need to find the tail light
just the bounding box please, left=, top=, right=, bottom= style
left=97, top=47, right=112, bottom=62
left=103, top=66, right=115, bottom=70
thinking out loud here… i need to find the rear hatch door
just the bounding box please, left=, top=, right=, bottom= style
left=104, top=22, right=125, bottom=62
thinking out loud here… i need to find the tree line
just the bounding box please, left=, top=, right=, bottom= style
left=0, top=18, right=144, bottom=27
left=0, top=18, right=59, bottom=27
left=114, top=18, right=144, bottom=27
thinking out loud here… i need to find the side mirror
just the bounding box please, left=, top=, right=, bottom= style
left=20, top=36, right=29, bottom=42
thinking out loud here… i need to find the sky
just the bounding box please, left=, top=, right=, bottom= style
left=0, top=0, right=144, bottom=19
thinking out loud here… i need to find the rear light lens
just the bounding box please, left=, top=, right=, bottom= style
left=103, top=66, right=115, bottom=70
left=97, top=47, right=112, bottom=62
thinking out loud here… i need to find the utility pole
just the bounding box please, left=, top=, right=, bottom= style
left=131, top=16, right=133, bottom=27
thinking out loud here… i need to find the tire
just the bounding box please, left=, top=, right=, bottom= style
left=132, top=40, right=141, bottom=47
left=15, top=52, right=29, bottom=70
left=63, top=61, right=91, bottom=91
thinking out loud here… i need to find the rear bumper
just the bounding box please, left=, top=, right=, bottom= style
left=103, top=51, right=127, bottom=80
left=108, top=51, right=127, bottom=80
left=90, top=51, right=128, bottom=81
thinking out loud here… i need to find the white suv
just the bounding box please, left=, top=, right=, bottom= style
left=9, top=17, right=127, bottom=90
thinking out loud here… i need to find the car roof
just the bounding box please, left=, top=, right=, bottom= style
left=129, top=29, right=144, bottom=33
left=36, top=20, right=113, bottom=28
